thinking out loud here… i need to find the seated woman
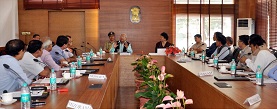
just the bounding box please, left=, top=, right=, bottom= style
left=240, top=34, right=276, bottom=76
left=155, top=32, right=173, bottom=53
left=211, top=34, right=232, bottom=61
left=189, top=34, right=207, bottom=54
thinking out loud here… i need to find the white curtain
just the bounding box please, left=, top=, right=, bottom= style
left=0, top=0, right=18, bottom=46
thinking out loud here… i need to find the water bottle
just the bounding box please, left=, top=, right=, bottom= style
left=21, top=83, right=30, bottom=109
left=190, top=49, right=195, bottom=58
left=99, top=47, right=103, bottom=56
left=201, top=50, right=206, bottom=63
left=50, top=68, right=57, bottom=90
left=182, top=47, right=186, bottom=54
left=89, top=49, right=94, bottom=57
left=230, top=59, right=236, bottom=74
left=110, top=47, right=115, bottom=54
left=256, top=65, right=262, bottom=85
left=86, top=55, right=91, bottom=63
left=77, top=56, right=82, bottom=68
left=70, top=62, right=76, bottom=78
left=213, top=55, right=218, bottom=67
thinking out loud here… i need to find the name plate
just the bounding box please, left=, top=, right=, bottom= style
left=66, top=100, right=93, bottom=109
left=198, top=71, right=213, bottom=77
left=243, top=94, right=261, bottom=106
left=88, top=74, right=107, bottom=79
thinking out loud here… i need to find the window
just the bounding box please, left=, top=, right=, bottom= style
left=174, top=0, right=234, bottom=4
left=173, top=0, right=235, bottom=50
left=175, top=14, right=233, bottom=49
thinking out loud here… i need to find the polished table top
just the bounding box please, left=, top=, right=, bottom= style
left=165, top=55, right=277, bottom=108
left=1, top=54, right=119, bottom=109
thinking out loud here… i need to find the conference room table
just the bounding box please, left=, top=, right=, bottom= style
left=164, top=55, right=277, bottom=108
left=1, top=54, right=119, bottom=109
left=2, top=54, right=277, bottom=108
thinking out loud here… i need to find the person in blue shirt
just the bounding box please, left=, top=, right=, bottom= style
left=268, top=65, right=277, bottom=80
left=50, top=35, right=70, bottom=65
left=0, top=39, right=32, bottom=94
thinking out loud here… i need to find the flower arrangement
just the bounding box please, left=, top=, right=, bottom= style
left=132, top=55, right=193, bottom=109
left=165, top=46, right=181, bottom=55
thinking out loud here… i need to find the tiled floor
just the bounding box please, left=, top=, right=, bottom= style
left=116, top=87, right=139, bottom=109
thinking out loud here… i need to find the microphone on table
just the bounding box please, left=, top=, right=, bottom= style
left=260, top=59, right=277, bottom=86
left=87, top=42, right=97, bottom=52
left=81, top=45, right=92, bottom=51
left=55, top=52, right=67, bottom=61
left=3, top=64, right=27, bottom=83
left=33, top=59, right=48, bottom=67
left=73, top=48, right=85, bottom=53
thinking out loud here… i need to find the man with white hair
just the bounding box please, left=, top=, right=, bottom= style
left=41, top=39, right=63, bottom=77
left=111, top=33, right=133, bottom=53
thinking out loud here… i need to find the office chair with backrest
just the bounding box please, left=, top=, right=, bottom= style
left=232, top=47, right=241, bottom=63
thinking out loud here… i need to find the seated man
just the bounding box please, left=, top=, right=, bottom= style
left=111, top=33, right=133, bottom=53
left=64, top=35, right=76, bottom=62
left=0, top=39, right=32, bottom=94
left=33, top=34, right=40, bottom=40
left=104, top=31, right=116, bottom=53
left=240, top=34, right=276, bottom=75
left=189, top=34, right=207, bottom=54
left=211, top=34, right=232, bottom=61
left=237, top=35, right=251, bottom=68
left=226, top=36, right=236, bottom=53
left=50, top=35, right=70, bottom=65
left=19, top=40, right=51, bottom=80
left=206, top=32, right=222, bottom=57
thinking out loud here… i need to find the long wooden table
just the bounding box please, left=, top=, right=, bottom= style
left=165, top=55, right=277, bottom=108
left=1, top=54, right=119, bottom=109
left=2, top=54, right=277, bottom=108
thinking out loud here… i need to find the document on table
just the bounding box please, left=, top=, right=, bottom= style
left=33, top=78, right=63, bottom=84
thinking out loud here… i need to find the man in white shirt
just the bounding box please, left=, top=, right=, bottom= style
left=19, top=40, right=51, bottom=80
left=240, top=34, right=276, bottom=75
left=189, top=34, right=207, bottom=54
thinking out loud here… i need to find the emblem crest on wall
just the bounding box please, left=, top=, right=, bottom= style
left=130, top=6, right=141, bottom=24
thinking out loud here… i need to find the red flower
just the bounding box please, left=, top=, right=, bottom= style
left=165, top=46, right=181, bottom=55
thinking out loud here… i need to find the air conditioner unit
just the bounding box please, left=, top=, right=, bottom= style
left=236, top=18, right=255, bottom=44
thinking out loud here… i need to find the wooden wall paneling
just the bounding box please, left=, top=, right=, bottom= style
left=99, top=0, right=172, bottom=54
left=18, top=0, right=49, bottom=44
left=48, top=11, right=85, bottom=54
left=18, top=0, right=99, bottom=51
left=0, top=47, right=5, bottom=55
